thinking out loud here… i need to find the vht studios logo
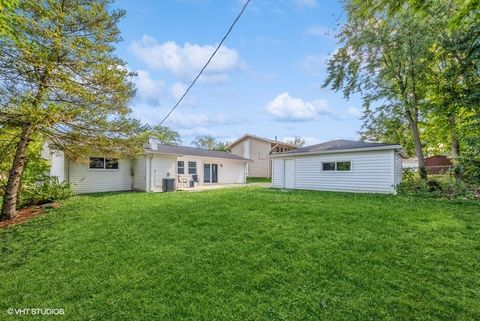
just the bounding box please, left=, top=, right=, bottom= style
left=7, top=308, right=65, bottom=316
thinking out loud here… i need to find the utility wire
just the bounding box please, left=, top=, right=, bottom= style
left=158, top=0, right=251, bottom=125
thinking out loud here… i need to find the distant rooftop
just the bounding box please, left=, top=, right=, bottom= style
left=146, top=144, right=249, bottom=161
left=273, top=139, right=400, bottom=155
left=228, top=133, right=297, bottom=148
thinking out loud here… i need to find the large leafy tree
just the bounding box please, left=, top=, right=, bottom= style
left=0, top=0, right=144, bottom=220
left=0, top=0, right=18, bottom=37
left=323, top=1, right=441, bottom=179
left=285, top=136, right=305, bottom=147
left=148, top=125, right=182, bottom=146
left=192, top=135, right=230, bottom=151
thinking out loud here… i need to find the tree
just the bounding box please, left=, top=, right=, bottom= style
left=192, top=135, right=230, bottom=151
left=285, top=136, right=305, bottom=147
left=148, top=125, right=181, bottom=145
left=0, top=0, right=143, bottom=221
left=0, top=0, right=18, bottom=37
left=323, top=2, right=438, bottom=179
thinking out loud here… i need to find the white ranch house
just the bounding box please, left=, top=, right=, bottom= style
left=44, top=137, right=249, bottom=194
left=271, top=140, right=405, bottom=194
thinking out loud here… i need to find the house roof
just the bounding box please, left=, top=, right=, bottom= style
left=271, top=139, right=404, bottom=156
left=228, top=133, right=297, bottom=149
left=145, top=144, right=249, bottom=161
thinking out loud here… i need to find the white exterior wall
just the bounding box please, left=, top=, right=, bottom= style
left=149, top=155, right=176, bottom=192
left=394, top=152, right=403, bottom=186
left=50, top=150, right=66, bottom=183
left=272, top=158, right=284, bottom=187
left=68, top=159, right=133, bottom=194
left=177, top=156, right=246, bottom=185
left=132, top=157, right=147, bottom=191
left=272, top=149, right=398, bottom=193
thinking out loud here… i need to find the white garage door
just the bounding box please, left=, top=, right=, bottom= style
left=284, top=159, right=294, bottom=188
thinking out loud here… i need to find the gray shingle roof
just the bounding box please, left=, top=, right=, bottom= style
left=146, top=144, right=248, bottom=161
left=273, top=139, right=399, bottom=155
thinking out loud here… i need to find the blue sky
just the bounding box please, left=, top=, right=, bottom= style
left=114, top=0, right=363, bottom=146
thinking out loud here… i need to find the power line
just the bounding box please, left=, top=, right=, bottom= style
left=158, top=0, right=251, bottom=126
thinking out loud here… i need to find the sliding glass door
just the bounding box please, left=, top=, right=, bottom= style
left=203, top=163, right=218, bottom=183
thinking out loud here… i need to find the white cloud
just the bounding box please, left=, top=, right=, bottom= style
left=265, top=92, right=329, bottom=122
left=347, top=106, right=362, bottom=118
left=134, top=70, right=164, bottom=104
left=129, top=35, right=242, bottom=83
left=294, top=0, right=317, bottom=8
left=170, top=82, right=187, bottom=101
left=297, top=54, right=328, bottom=76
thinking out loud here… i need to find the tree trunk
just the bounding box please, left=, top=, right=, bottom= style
left=451, top=131, right=462, bottom=180
left=405, top=110, right=427, bottom=180
left=1, top=124, right=34, bottom=221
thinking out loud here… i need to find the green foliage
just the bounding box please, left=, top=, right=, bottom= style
left=192, top=135, right=230, bottom=151
left=147, top=125, right=181, bottom=145
left=0, top=0, right=18, bottom=37
left=0, top=0, right=145, bottom=161
left=284, top=136, right=305, bottom=147
left=1, top=188, right=480, bottom=320
left=19, top=176, right=74, bottom=207
left=397, top=169, right=479, bottom=200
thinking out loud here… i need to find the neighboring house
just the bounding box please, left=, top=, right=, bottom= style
left=271, top=140, right=406, bottom=194
left=403, top=156, right=453, bottom=174
left=403, top=158, right=419, bottom=170
left=228, top=134, right=297, bottom=178
left=44, top=137, right=249, bottom=194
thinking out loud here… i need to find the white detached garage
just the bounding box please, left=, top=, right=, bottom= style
left=271, top=140, right=405, bottom=194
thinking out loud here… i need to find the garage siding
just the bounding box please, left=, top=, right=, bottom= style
left=272, top=158, right=284, bottom=188
left=394, top=152, right=403, bottom=186
left=273, top=150, right=397, bottom=193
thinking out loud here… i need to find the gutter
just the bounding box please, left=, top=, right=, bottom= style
left=269, top=145, right=404, bottom=157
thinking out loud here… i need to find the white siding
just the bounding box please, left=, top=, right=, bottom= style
left=394, top=152, right=403, bottom=186
left=272, top=158, right=284, bottom=188
left=177, top=156, right=246, bottom=185
left=273, top=150, right=397, bottom=193
left=132, top=157, right=147, bottom=191
left=50, top=150, right=66, bottom=183
left=68, top=159, right=133, bottom=194
left=150, top=155, right=176, bottom=192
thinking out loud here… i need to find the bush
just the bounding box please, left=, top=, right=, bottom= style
left=19, top=176, right=75, bottom=207
left=396, top=169, right=480, bottom=201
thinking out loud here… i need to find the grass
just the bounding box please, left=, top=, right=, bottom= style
left=246, top=176, right=272, bottom=183
left=1, top=187, right=479, bottom=321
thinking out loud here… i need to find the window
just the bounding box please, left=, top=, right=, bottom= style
left=178, top=161, right=185, bottom=174
left=89, top=157, right=118, bottom=170
left=336, top=161, right=351, bottom=171
left=322, top=162, right=336, bottom=171
left=322, top=161, right=352, bottom=172
left=188, top=161, right=197, bottom=174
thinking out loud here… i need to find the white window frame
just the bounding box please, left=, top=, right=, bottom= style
left=188, top=161, right=197, bottom=174
left=177, top=161, right=185, bottom=174
left=89, top=157, right=119, bottom=170
left=321, top=161, right=352, bottom=172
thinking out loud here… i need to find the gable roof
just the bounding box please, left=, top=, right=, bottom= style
left=271, top=139, right=404, bottom=156
left=228, top=133, right=296, bottom=149
left=145, top=144, right=249, bottom=161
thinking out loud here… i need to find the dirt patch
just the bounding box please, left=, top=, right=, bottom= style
left=0, top=203, right=59, bottom=229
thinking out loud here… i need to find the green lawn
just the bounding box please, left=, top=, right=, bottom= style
left=1, top=188, right=479, bottom=321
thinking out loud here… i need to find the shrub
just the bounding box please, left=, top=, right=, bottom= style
left=19, top=176, right=74, bottom=207
left=396, top=169, right=479, bottom=201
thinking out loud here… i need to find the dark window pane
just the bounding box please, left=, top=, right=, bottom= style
left=90, top=157, right=105, bottom=169
left=178, top=161, right=185, bottom=174
left=188, top=161, right=197, bottom=174
left=336, top=161, right=351, bottom=171
left=105, top=158, right=118, bottom=169
left=322, top=162, right=335, bottom=171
